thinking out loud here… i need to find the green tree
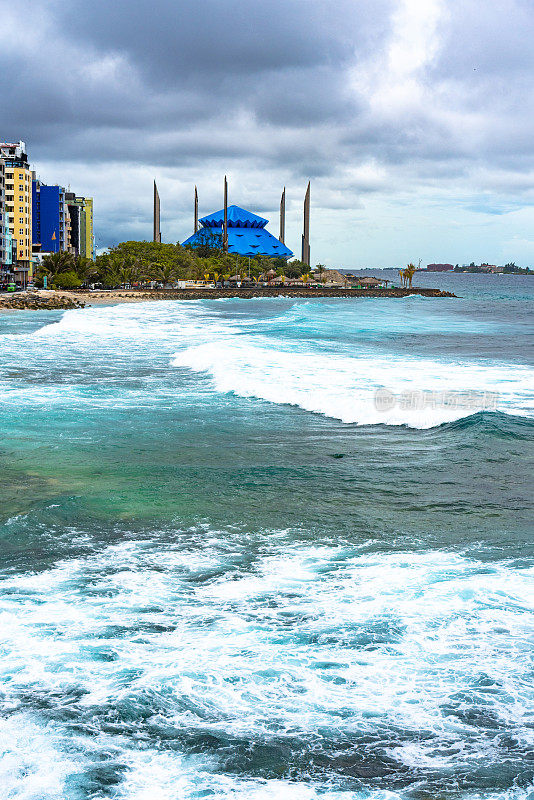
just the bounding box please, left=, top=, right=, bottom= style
left=41, top=250, right=76, bottom=276
left=153, top=263, right=177, bottom=285
left=285, top=262, right=303, bottom=279
left=75, top=256, right=98, bottom=283
left=187, top=229, right=223, bottom=258
left=53, top=270, right=82, bottom=289
left=91, top=240, right=302, bottom=288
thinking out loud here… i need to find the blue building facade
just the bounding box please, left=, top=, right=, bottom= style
left=183, top=205, right=293, bottom=259
left=32, top=181, right=67, bottom=253
left=4, top=210, right=13, bottom=267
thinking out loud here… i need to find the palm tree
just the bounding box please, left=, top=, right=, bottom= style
left=118, top=265, right=138, bottom=287
left=98, top=254, right=140, bottom=288
left=316, top=264, right=326, bottom=283
left=153, top=263, right=177, bottom=286
left=193, top=262, right=207, bottom=281
left=100, top=263, right=121, bottom=288
left=404, top=263, right=417, bottom=288
left=75, top=256, right=98, bottom=283
left=41, top=250, right=76, bottom=277
left=185, top=262, right=197, bottom=281
left=115, top=256, right=141, bottom=287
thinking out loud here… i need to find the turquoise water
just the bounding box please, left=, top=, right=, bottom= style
left=0, top=276, right=533, bottom=799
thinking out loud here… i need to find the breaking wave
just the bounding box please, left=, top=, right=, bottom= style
left=172, top=340, right=533, bottom=428
left=4, top=297, right=533, bottom=428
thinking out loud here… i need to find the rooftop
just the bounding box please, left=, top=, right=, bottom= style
left=200, top=205, right=268, bottom=229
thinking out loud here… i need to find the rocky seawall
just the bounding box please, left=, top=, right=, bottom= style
left=0, top=293, right=85, bottom=310
left=77, top=287, right=457, bottom=302
left=0, top=287, right=456, bottom=310
left=149, top=287, right=457, bottom=299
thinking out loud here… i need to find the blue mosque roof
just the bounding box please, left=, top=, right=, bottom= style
left=200, top=205, right=268, bottom=228
left=183, top=204, right=293, bottom=258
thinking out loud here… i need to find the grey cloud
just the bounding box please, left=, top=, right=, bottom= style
left=58, top=0, right=383, bottom=80
left=432, top=0, right=534, bottom=79
left=3, top=0, right=534, bottom=264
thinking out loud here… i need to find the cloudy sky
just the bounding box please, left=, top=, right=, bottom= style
left=2, top=0, right=534, bottom=267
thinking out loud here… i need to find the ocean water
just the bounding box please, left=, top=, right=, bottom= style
left=0, top=275, right=533, bottom=799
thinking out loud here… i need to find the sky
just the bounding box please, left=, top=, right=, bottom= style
left=2, top=0, right=534, bottom=268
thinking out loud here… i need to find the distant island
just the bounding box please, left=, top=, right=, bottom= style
left=422, top=262, right=533, bottom=274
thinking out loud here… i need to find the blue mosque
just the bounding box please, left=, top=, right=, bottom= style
left=183, top=205, right=293, bottom=259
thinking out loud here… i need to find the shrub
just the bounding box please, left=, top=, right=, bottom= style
left=52, top=270, right=82, bottom=289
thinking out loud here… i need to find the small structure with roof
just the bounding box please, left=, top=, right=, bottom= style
left=258, top=268, right=278, bottom=283
left=344, top=274, right=389, bottom=288
left=312, top=269, right=349, bottom=286
left=183, top=205, right=293, bottom=259
left=356, top=276, right=385, bottom=287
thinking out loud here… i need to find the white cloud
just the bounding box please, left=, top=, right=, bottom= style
left=370, top=0, right=446, bottom=115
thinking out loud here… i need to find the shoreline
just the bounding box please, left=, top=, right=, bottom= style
left=0, top=286, right=457, bottom=310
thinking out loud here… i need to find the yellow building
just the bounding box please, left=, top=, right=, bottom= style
left=0, top=141, right=33, bottom=278
left=83, top=197, right=94, bottom=260
left=64, top=193, right=94, bottom=260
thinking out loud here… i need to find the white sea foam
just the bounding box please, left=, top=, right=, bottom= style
left=32, top=300, right=240, bottom=342
left=172, top=340, right=533, bottom=427
left=0, top=714, right=87, bottom=799
left=0, top=533, right=532, bottom=797
left=115, top=750, right=367, bottom=800
left=1, top=299, right=532, bottom=427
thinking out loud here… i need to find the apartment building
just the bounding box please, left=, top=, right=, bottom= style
left=0, top=141, right=33, bottom=278
left=0, top=157, right=5, bottom=266
left=32, top=177, right=69, bottom=255
left=66, top=194, right=94, bottom=260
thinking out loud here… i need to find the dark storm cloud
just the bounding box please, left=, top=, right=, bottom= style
left=0, top=0, right=392, bottom=166
left=3, top=0, right=534, bottom=261
left=250, top=65, right=362, bottom=126
left=60, top=0, right=358, bottom=78
left=1, top=0, right=532, bottom=169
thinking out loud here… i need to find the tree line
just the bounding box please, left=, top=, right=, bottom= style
left=36, top=239, right=311, bottom=289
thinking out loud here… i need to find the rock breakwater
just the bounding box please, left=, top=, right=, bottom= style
left=75, top=287, right=457, bottom=303
left=0, top=292, right=85, bottom=311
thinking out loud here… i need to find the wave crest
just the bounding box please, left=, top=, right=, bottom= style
left=172, top=341, right=533, bottom=428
